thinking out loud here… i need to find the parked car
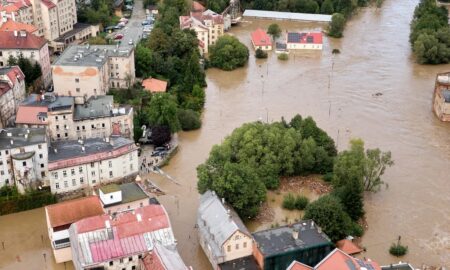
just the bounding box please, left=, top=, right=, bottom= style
left=154, top=147, right=167, bottom=152
left=125, top=4, right=133, bottom=10
left=119, top=18, right=128, bottom=23
left=114, top=34, right=123, bottom=40
left=141, top=20, right=150, bottom=26
left=151, top=151, right=161, bottom=157
left=128, top=39, right=134, bottom=45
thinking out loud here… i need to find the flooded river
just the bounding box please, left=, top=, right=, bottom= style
left=2, top=0, right=450, bottom=269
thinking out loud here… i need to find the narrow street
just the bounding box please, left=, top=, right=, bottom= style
left=117, top=0, right=146, bottom=47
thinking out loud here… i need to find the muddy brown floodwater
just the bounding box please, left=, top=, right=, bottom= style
left=2, top=0, right=450, bottom=269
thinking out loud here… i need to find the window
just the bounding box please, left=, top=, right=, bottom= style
left=75, top=78, right=79, bottom=83
left=132, top=266, right=136, bottom=270
left=22, top=161, right=26, bottom=166
left=55, top=182, right=60, bottom=189
left=57, top=134, right=61, bottom=138
left=109, top=171, right=113, bottom=177
left=63, top=115, right=66, bottom=120
left=91, top=124, right=95, bottom=129
left=5, top=150, right=7, bottom=155
left=82, top=126, right=85, bottom=130
left=64, top=181, right=68, bottom=188
left=108, top=161, right=112, bottom=168
left=0, top=161, right=2, bottom=165
left=80, top=177, right=84, bottom=184
left=72, top=179, right=76, bottom=186
left=243, top=242, right=247, bottom=248
left=102, top=123, right=105, bottom=128
left=91, top=171, right=95, bottom=176
left=227, top=245, right=231, bottom=252
left=90, top=162, right=94, bottom=168
left=129, top=257, right=132, bottom=262
left=63, top=170, right=67, bottom=177
left=235, top=244, right=239, bottom=250
left=140, top=202, right=143, bottom=207
left=79, top=167, right=83, bottom=173
left=40, top=164, right=44, bottom=168
left=39, top=154, right=43, bottom=159
left=119, top=258, right=123, bottom=263
left=65, top=133, right=68, bottom=137
left=109, top=261, right=113, bottom=266
left=92, top=179, right=96, bottom=184
left=71, top=168, right=75, bottom=175
left=0, top=171, right=3, bottom=175
left=55, top=116, right=58, bottom=121
left=38, top=144, right=42, bottom=150
left=77, top=126, right=80, bottom=131
left=53, top=172, right=58, bottom=178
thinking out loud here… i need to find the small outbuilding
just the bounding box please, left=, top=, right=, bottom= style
left=251, top=28, right=272, bottom=51
left=142, top=77, right=168, bottom=93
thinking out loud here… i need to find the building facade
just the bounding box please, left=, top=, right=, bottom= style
left=0, top=0, right=35, bottom=26
left=198, top=190, right=254, bottom=269
left=0, top=128, right=48, bottom=192
left=0, top=30, right=52, bottom=87
left=45, top=196, right=104, bottom=263
left=286, top=32, right=323, bottom=50
left=0, top=66, right=25, bottom=128
left=433, top=72, right=450, bottom=121
left=48, top=136, right=139, bottom=194
left=52, top=44, right=135, bottom=97
left=16, top=94, right=134, bottom=141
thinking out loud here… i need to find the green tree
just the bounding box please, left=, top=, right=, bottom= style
left=255, top=48, right=268, bottom=59
left=304, top=195, right=353, bottom=242
left=413, top=32, right=450, bottom=64
left=88, top=36, right=108, bottom=45
left=197, top=162, right=266, bottom=218
left=146, top=93, right=181, bottom=133
left=209, top=35, right=249, bottom=71
left=321, top=0, right=334, bottom=14
left=178, top=109, right=201, bottom=131
left=363, top=148, right=394, bottom=192
left=135, top=44, right=153, bottom=77
left=206, top=0, right=228, bottom=13
left=267, top=23, right=282, bottom=39
left=328, top=13, right=346, bottom=38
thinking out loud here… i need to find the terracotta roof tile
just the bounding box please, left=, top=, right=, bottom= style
left=287, top=261, right=313, bottom=270
left=15, top=105, right=47, bottom=124
left=0, top=20, right=38, bottom=34
left=142, top=78, right=168, bottom=93
left=0, top=4, right=19, bottom=13
left=0, top=31, right=46, bottom=49
left=315, top=249, right=381, bottom=270
left=40, top=0, right=56, bottom=8
left=336, top=239, right=363, bottom=255
left=45, top=196, right=104, bottom=228
left=192, top=1, right=205, bottom=12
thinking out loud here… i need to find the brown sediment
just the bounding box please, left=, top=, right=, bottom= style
left=279, top=175, right=332, bottom=195
left=253, top=201, right=275, bottom=224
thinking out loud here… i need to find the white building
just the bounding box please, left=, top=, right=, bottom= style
left=48, top=136, right=139, bottom=194
left=52, top=44, right=135, bottom=97
left=0, top=66, right=25, bottom=128
left=286, top=32, right=323, bottom=50
left=0, top=128, right=48, bottom=192
left=97, top=182, right=150, bottom=215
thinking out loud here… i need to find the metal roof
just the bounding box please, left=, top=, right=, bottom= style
left=197, top=191, right=250, bottom=260
left=73, top=95, right=130, bottom=120
left=243, top=10, right=332, bottom=22
left=0, top=128, right=46, bottom=150
left=21, top=94, right=74, bottom=111
left=53, top=44, right=134, bottom=67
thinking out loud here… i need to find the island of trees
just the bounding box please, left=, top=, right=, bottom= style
left=197, top=115, right=393, bottom=242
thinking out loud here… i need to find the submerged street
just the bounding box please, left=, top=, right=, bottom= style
left=1, top=0, right=450, bottom=269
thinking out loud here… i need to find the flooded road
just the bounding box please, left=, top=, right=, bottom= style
left=1, top=0, right=450, bottom=269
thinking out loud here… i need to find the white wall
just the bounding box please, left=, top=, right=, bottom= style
left=99, top=189, right=122, bottom=205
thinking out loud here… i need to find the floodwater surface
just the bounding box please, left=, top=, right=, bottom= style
left=1, top=0, right=450, bottom=269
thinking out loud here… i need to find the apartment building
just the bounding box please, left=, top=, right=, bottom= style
left=16, top=94, right=133, bottom=141
left=69, top=204, right=186, bottom=270
left=47, top=136, right=139, bottom=194
left=0, top=66, right=25, bottom=128
left=0, top=30, right=52, bottom=87
left=179, top=1, right=225, bottom=54
left=0, top=0, right=35, bottom=26
left=0, top=128, right=48, bottom=192
left=45, top=196, right=104, bottom=263
left=52, top=44, right=135, bottom=97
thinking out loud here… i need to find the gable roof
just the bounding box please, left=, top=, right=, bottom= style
left=0, top=20, right=38, bottom=34
left=198, top=191, right=250, bottom=259
left=251, top=28, right=271, bottom=47
left=287, top=261, right=314, bottom=270
left=336, top=239, right=363, bottom=255
left=45, top=196, right=104, bottom=228
left=0, top=30, right=47, bottom=49
left=315, top=248, right=381, bottom=270
left=287, top=32, right=323, bottom=45
left=141, top=242, right=189, bottom=270
left=142, top=78, right=168, bottom=93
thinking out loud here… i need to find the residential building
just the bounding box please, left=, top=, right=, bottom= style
left=53, top=23, right=99, bottom=49
left=142, top=77, right=168, bottom=93
left=0, top=30, right=52, bottom=87
left=0, top=19, right=39, bottom=35
left=97, top=182, right=150, bottom=214
left=0, top=0, right=35, bottom=26
left=69, top=204, right=183, bottom=270
left=52, top=44, right=135, bottom=97
left=433, top=72, right=450, bottom=121
left=198, top=190, right=254, bottom=270
left=251, top=28, right=272, bottom=51
left=45, top=196, right=104, bottom=263
left=16, top=94, right=133, bottom=140
left=252, top=220, right=333, bottom=270
left=179, top=1, right=226, bottom=54
left=286, top=32, right=323, bottom=50
left=286, top=261, right=312, bottom=270
left=140, top=242, right=191, bottom=270
left=314, top=248, right=381, bottom=270
left=0, top=66, right=25, bottom=128
left=0, top=128, right=48, bottom=191
left=48, top=136, right=139, bottom=193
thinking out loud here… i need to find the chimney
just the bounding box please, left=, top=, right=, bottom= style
left=311, top=221, right=315, bottom=229
left=221, top=197, right=225, bottom=204
left=13, top=30, right=18, bottom=37
left=10, top=139, right=13, bottom=145
left=227, top=209, right=231, bottom=220
left=292, top=228, right=299, bottom=240
left=105, top=137, right=110, bottom=143
left=81, top=146, right=85, bottom=152
left=136, top=213, right=142, bottom=222
left=19, top=30, right=26, bottom=37
left=54, top=148, right=57, bottom=153
left=24, top=134, right=28, bottom=139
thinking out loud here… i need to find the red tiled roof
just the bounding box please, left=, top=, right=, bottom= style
left=287, top=261, right=313, bottom=270
left=288, top=32, right=323, bottom=45
left=0, top=31, right=47, bottom=49
left=251, top=28, right=272, bottom=47
left=15, top=105, right=47, bottom=124
left=315, top=249, right=381, bottom=270
left=192, top=1, right=205, bottom=12
left=40, top=0, right=56, bottom=9
left=0, top=4, right=19, bottom=13
left=141, top=243, right=189, bottom=270
left=142, top=78, right=168, bottom=93
left=45, top=196, right=104, bottom=228
left=336, top=239, right=363, bottom=255
left=0, top=20, right=38, bottom=34
left=2, top=66, right=25, bottom=83
left=0, top=82, right=12, bottom=97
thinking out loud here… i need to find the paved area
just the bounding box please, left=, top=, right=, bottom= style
left=116, top=0, right=146, bottom=47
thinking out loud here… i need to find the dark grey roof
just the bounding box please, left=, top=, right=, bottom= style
left=48, top=137, right=134, bottom=162
left=120, top=182, right=148, bottom=203
left=73, top=95, right=131, bottom=120
left=252, top=220, right=332, bottom=257
left=21, top=94, right=73, bottom=111
left=54, top=23, right=93, bottom=43
left=198, top=191, right=251, bottom=260
left=219, top=256, right=260, bottom=270
left=53, top=44, right=134, bottom=67
left=0, top=128, right=46, bottom=150
left=287, top=32, right=301, bottom=43
left=443, top=90, right=450, bottom=103
left=276, top=42, right=287, bottom=50
left=381, top=263, right=415, bottom=270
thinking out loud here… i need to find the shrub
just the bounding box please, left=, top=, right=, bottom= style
left=295, top=195, right=309, bottom=210
left=389, top=243, right=408, bottom=256
left=255, top=48, right=268, bottom=59
left=178, top=109, right=201, bottom=131
left=278, top=53, right=289, bottom=61
left=209, top=35, right=249, bottom=71
left=349, top=222, right=364, bottom=237
left=328, top=13, right=346, bottom=38
left=150, top=125, right=172, bottom=146
left=282, top=193, right=296, bottom=210
left=322, top=172, right=334, bottom=182
left=332, top=49, right=341, bottom=54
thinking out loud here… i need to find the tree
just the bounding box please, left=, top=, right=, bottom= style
left=413, top=32, right=450, bottom=64
left=255, top=48, right=268, bottom=59
left=267, top=23, right=282, bottom=39
left=304, top=195, right=353, bottom=242
left=146, top=93, right=181, bottom=133
left=321, top=0, right=334, bottom=14
left=328, top=13, right=346, bottom=38
left=206, top=0, right=228, bottom=13
left=197, top=162, right=266, bottom=218
left=363, top=148, right=394, bottom=192
left=150, top=125, right=172, bottom=146
left=135, top=44, right=153, bottom=77
left=178, top=109, right=201, bottom=131
left=209, top=35, right=249, bottom=71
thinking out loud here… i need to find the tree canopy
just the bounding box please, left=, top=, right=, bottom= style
left=209, top=35, right=249, bottom=71
left=146, top=93, right=181, bottom=133
left=328, top=13, right=346, bottom=38
left=7, top=54, right=42, bottom=91
left=267, top=23, right=282, bottom=39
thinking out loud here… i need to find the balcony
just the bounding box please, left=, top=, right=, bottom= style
left=53, top=238, right=71, bottom=250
